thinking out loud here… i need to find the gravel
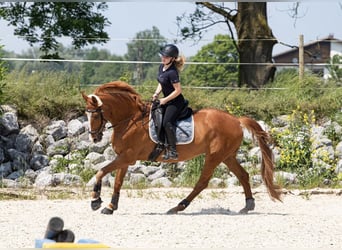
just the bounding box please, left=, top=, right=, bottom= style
left=0, top=187, right=341, bottom=248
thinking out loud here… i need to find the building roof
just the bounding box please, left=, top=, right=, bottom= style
left=273, top=34, right=342, bottom=64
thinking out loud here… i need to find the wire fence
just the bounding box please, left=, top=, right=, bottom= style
left=1, top=57, right=340, bottom=67
left=1, top=36, right=341, bottom=90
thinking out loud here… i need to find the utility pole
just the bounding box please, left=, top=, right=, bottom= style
left=299, top=34, right=304, bottom=80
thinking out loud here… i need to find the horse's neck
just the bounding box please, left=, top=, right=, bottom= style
left=105, top=100, right=144, bottom=127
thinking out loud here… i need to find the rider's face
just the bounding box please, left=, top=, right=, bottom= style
left=161, top=55, right=173, bottom=65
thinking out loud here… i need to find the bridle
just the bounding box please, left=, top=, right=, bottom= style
left=86, top=107, right=106, bottom=136
left=86, top=101, right=150, bottom=138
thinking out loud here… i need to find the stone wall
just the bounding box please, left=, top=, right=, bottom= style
left=1, top=105, right=342, bottom=189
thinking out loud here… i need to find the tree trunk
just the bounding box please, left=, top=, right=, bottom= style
left=235, top=3, right=277, bottom=88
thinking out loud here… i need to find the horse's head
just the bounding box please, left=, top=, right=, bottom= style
left=82, top=92, right=107, bottom=143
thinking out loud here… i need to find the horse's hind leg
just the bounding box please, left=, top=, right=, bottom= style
left=101, top=166, right=128, bottom=215
left=224, top=156, right=255, bottom=214
left=167, top=154, right=219, bottom=214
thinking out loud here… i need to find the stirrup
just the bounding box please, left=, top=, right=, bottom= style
left=163, top=148, right=178, bottom=160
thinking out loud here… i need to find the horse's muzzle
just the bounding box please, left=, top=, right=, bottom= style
left=90, top=132, right=103, bottom=143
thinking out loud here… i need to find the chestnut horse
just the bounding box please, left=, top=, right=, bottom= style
left=82, top=81, right=281, bottom=215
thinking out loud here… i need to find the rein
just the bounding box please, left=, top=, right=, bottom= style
left=87, top=102, right=150, bottom=136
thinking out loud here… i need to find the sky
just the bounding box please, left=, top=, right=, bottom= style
left=0, top=2, right=341, bottom=57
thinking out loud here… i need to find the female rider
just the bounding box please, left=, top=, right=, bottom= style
left=152, top=44, right=186, bottom=160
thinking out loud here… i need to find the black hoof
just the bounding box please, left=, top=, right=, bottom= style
left=166, top=208, right=178, bottom=215
left=239, top=198, right=255, bottom=214
left=91, top=197, right=103, bottom=211
left=101, top=207, right=114, bottom=215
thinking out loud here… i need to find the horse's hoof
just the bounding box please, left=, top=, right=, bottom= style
left=166, top=207, right=179, bottom=215
left=91, top=197, right=103, bottom=211
left=239, top=207, right=249, bottom=214
left=239, top=198, right=255, bottom=214
left=101, top=207, right=114, bottom=215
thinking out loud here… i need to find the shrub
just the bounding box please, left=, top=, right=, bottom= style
left=0, top=45, right=8, bottom=110
left=3, top=71, right=90, bottom=126
left=52, top=149, right=96, bottom=183
left=271, top=107, right=339, bottom=187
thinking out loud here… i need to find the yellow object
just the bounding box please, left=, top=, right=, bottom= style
left=42, top=242, right=110, bottom=248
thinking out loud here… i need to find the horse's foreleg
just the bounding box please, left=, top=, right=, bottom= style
left=224, top=157, right=255, bottom=214
left=101, top=166, right=128, bottom=215
left=91, top=180, right=103, bottom=211
left=90, top=160, right=117, bottom=211
left=167, top=156, right=218, bottom=214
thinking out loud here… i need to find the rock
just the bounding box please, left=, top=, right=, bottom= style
left=30, top=154, right=49, bottom=171
left=226, top=176, right=239, bottom=187
left=89, top=140, right=109, bottom=154
left=275, top=171, right=297, bottom=184
left=67, top=119, right=85, bottom=137
left=86, top=152, right=106, bottom=165
left=46, top=138, right=71, bottom=156
left=73, top=135, right=91, bottom=151
left=32, top=141, right=45, bottom=154
left=103, top=147, right=116, bottom=161
left=15, top=125, right=39, bottom=153
left=53, top=173, right=82, bottom=186
left=24, top=169, right=38, bottom=183
left=150, top=177, right=172, bottom=187
left=141, top=166, right=160, bottom=176
left=0, top=134, right=16, bottom=149
left=1, top=105, right=342, bottom=189
left=335, top=142, right=342, bottom=158
left=252, top=175, right=262, bottom=185
left=129, top=173, right=147, bottom=185
left=0, top=147, right=6, bottom=163
left=91, top=160, right=112, bottom=171
left=147, top=169, right=166, bottom=182
left=40, top=134, right=55, bottom=148
left=335, top=159, right=342, bottom=174
left=7, top=170, right=25, bottom=180
left=86, top=174, right=113, bottom=187
left=1, top=178, right=20, bottom=188
left=249, top=147, right=261, bottom=161
left=0, top=162, right=12, bottom=178
left=271, top=115, right=290, bottom=127
left=44, top=120, right=67, bottom=141
left=0, top=112, right=19, bottom=136
left=34, top=170, right=53, bottom=187
left=209, top=177, right=225, bottom=188
left=7, top=149, right=30, bottom=171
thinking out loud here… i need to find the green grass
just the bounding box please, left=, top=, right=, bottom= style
left=2, top=70, right=341, bottom=124
left=1, top=69, right=342, bottom=189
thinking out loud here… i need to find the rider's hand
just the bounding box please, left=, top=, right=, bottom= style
left=159, top=98, right=167, bottom=105
left=152, top=93, right=158, bottom=101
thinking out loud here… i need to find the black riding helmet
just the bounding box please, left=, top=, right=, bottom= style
left=160, top=44, right=179, bottom=58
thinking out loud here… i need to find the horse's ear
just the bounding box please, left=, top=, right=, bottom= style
left=81, top=92, right=89, bottom=102
left=91, top=96, right=99, bottom=106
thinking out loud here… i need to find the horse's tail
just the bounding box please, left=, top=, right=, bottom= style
left=238, top=116, right=282, bottom=202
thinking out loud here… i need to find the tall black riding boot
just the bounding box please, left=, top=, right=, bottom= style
left=163, top=122, right=178, bottom=160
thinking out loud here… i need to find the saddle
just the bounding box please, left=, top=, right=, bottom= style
left=148, top=100, right=193, bottom=161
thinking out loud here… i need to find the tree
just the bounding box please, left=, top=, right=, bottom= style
left=125, top=26, right=166, bottom=84
left=183, top=34, right=238, bottom=87
left=177, top=2, right=277, bottom=88
left=80, top=47, right=127, bottom=85
left=0, top=2, right=110, bottom=58
left=327, top=54, right=342, bottom=81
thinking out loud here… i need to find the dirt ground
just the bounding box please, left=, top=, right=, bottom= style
left=0, top=186, right=341, bottom=248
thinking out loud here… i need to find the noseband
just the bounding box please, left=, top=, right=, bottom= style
left=86, top=107, right=106, bottom=136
